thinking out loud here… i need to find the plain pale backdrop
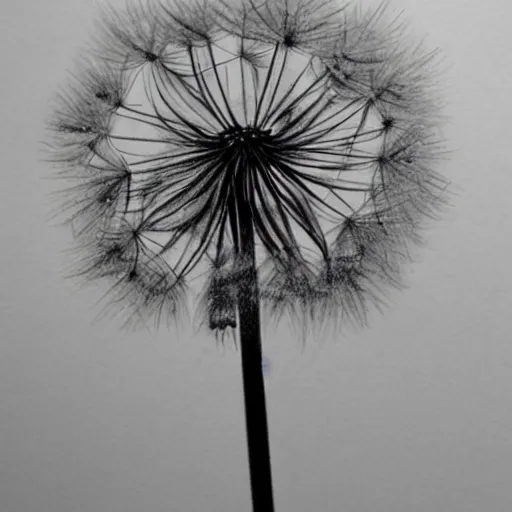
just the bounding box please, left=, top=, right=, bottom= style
left=1, top=0, right=512, bottom=511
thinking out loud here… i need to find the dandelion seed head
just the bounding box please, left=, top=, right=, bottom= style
left=45, top=0, right=450, bottom=334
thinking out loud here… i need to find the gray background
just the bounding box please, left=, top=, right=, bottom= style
left=1, top=0, right=512, bottom=510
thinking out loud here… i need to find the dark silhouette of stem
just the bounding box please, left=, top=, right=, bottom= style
left=235, top=177, right=275, bottom=512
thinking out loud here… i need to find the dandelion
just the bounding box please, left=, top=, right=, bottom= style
left=44, top=0, right=449, bottom=510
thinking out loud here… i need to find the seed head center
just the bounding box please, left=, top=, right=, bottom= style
left=220, top=125, right=272, bottom=150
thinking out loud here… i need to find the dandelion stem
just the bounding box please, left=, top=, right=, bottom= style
left=235, top=172, right=275, bottom=512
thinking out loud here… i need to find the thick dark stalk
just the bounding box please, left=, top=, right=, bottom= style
left=236, top=186, right=275, bottom=512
